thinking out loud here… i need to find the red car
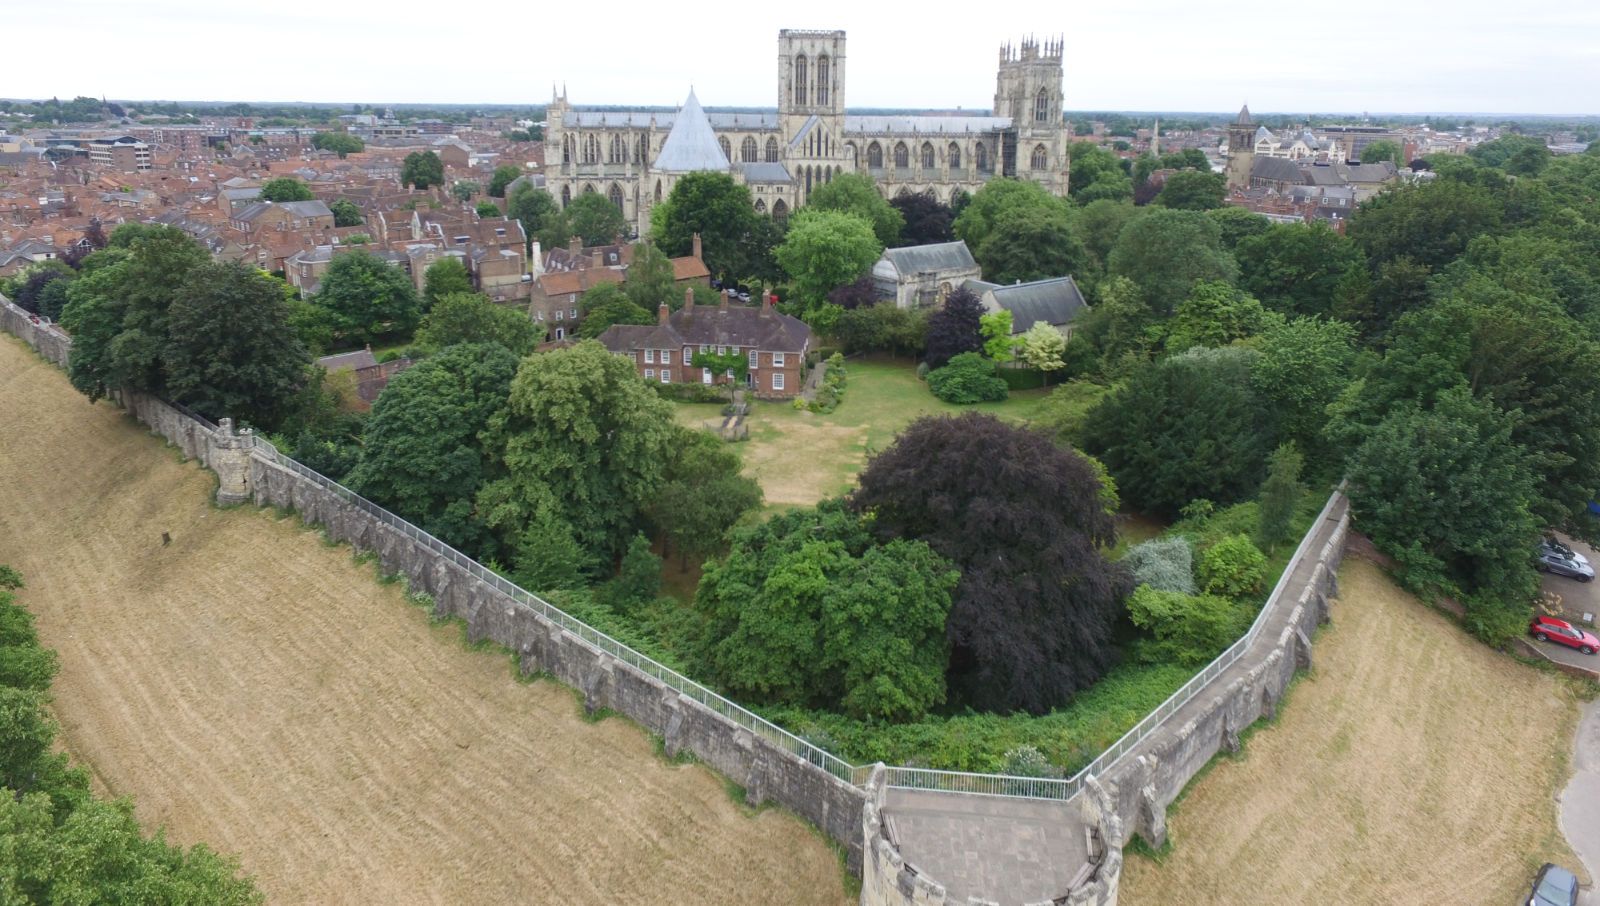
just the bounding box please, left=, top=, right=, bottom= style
left=1529, top=616, right=1599, bottom=655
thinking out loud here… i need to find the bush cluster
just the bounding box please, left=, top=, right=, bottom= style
left=807, top=352, right=849, bottom=413
left=927, top=352, right=1009, bottom=404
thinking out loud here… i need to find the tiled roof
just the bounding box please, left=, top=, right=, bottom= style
left=599, top=303, right=811, bottom=354
left=670, top=255, right=709, bottom=281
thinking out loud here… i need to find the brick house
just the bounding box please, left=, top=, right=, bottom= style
left=597, top=289, right=812, bottom=399
left=529, top=266, right=624, bottom=340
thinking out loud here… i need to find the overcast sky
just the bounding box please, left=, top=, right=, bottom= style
left=8, top=0, right=1598, bottom=115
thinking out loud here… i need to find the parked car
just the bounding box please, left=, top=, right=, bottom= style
left=1528, top=862, right=1579, bottom=906
left=1529, top=616, right=1600, bottom=655
left=1539, top=536, right=1589, bottom=567
left=1536, top=547, right=1594, bottom=581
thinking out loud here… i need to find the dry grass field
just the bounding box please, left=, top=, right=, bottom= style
left=1120, top=556, right=1585, bottom=906
left=0, top=334, right=849, bottom=906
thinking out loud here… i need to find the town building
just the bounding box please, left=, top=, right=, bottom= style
left=963, top=275, right=1088, bottom=338
left=870, top=241, right=982, bottom=308
left=546, top=29, right=1070, bottom=237
left=597, top=289, right=813, bottom=399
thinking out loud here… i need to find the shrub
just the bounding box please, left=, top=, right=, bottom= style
left=652, top=381, right=725, bottom=403
left=999, top=368, right=1048, bottom=390
left=916, top=361, right=930, bottom=380
left=927, top=352, right=1009, bottom=404
left=1121, top=536, right=1196, bottom=594
left=1197, top=533, right=1268, bottom=600
left=809, top=352, right=849, bottom=413
left=1125, top=586, right=1249, bottom=665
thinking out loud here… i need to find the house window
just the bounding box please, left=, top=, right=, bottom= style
left=645, top=349, right=655, bottom=363
left=772, top=372, right=785, bottom=391
left=645, top=368, right=655, bottom=379
left=661, top=350, right=672, bottom=364
left=702, top=368, right=713, bottom=384
left=660, top=369, right=671, bottom=383
left=699, top=344, right=709, bottom=354
left=748, top=349, right=758, bottom=368
left=717, top=346, right=726, bottom=355
left=569, top=308, right=578, bottom=318
left=555, top=310, right=564, bottom=320
left=772, top=352, right=785, bottom=367
left=535, top=311, right=545, bottom=321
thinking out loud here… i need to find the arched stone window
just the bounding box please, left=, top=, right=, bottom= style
left=1035, top=88, right=1050, bottom=123
left=794, top=55, right=808, bottom=106
left=867, top=142, right=883, bottom=169
left=921, top=142, right=935, bottom=169
left=582, top=183, right=595, bottom=194
left=765, top=137, right=779, bottom=162
left=582, top=134, right=598, bottom=164
left=562, top=134, right=573, bottom=164
left=975, top=143, right=989, bottom=172
left=805, top=166, right=813, bottom=194
left=845, top=142, right=858, bottom=167
left=893, top=142, right=909, bottom=169
left=608, top=183, right=624, bottom=212
left=1031, top=144, right=1048, bottom=170
left=635, top=135, right=646, bottom=164
left=754, top=198, right=767, bottom=214
left=718, top=135, right=731, bottom=161
left=816, top=55, right=830, bottom=106
left=654, top=180, right=662, bottom=203
left=609, top=134, right=626, bottom=164
left=772, top=199, right=789, bottom=222
left=741, top=136, right=758, bottom=163
left=948, top=142, right=961, bottom=170
left=560, top=185, right=571, bottom=207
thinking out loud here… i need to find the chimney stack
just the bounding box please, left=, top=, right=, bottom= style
left=763, top=292, right=775, bottom=312
left=691, top=232, right=702, bottom=260
left=684, top=286, right=694, bottom=312
left=658, top=301, right=669, bottom=324
left=568, top=236, right=581, bottom=254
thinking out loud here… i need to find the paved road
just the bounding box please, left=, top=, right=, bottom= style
left=1564, top=698, right=1600, bottom=906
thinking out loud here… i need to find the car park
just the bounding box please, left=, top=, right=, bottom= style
left=1527, top=862, right=1579, bottom=906
left=1529, top=616, right=1600, bottom=655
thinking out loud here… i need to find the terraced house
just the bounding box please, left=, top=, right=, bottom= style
left=546, top=29, right=1071, bottom=236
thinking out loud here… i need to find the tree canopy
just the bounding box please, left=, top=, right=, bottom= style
left=414, top=291, right=539, bottom=356
left=850, top=413, right=1133, bottom=714
left=508, top=185, right=568, bottom=253
left=313, top=251, right=422, bottom=345
left=488, top=165, right=522, bottom=198
left=807, top=173, right=904, bottom=247
left=1234, top=222, right=1364, bottom=317
left=1153, top=170, right=1227, bottom=211
left=650, top=171, right=758, bottom=278
left=566, top=191, right=629, bottom=246
left=328, top=198, right=364, bottom=227
left=401, top=151, right=444, bottom=190
left=422, top=257, right=473, bottom=309
left=976, top=204, right=1087, bottom=285
left=311, top=131, right=363, bottom=157
left=774, top=209, right=883, bottom=307
left=923, top=288, right=985, bottom=369
left=891, top=190, right=955, bottom=245
left=1107, top=208, right=1237, bottom=315
left=259, top=178, right=314, bottom=202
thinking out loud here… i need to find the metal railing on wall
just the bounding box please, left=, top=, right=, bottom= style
left=0, top=290, right=1348, bottom=803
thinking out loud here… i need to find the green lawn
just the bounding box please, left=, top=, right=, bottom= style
left=674, top=356, right=1053, bottom=507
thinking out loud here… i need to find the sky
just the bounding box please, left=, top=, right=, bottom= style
left=7, top=0, right=1599, bottom=115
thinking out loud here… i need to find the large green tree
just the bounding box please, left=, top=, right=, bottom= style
left=488, top=164, right=522, bottom=198
left=849, top=413, right=1133, bottom=714
left=1348, top=178, right=1503, bottom=269
left=977, top=204, right=1088, bottom=285
left=650, top=171, right=758, bottom=278
left=259, top=178, right=314, bottom=202
left=623, top=241, right=677, bottom=312
left=1249, top=316, right=1357, bottom=455
left=774, top=209, right=883, bottom=306
left=1163, top=280, right=1276, bottom=353
left=1107, top=208, right=1237, bottom=315
left=576, top=283, right=653, bottom=339
left=347, top=344, right=519, bottom=554
left=163, top=262, right=310, bottom=429
left=328, top=198, right=364, bottom=227
left=414, top=292, right=539, bottom=356
left=648, top=428, right=763, bottom=568
left=401, top=150, right=445, bottom=190
left=60, top=225, right=208, bottom=401
left=477, top=341, right=678, bottom=568
left=1082, top=346, right=1275, bottom=516
left=422, top=257, right=473, bottom=309
left=507, top=184, right=569, bottom=253
left=313, top=251, right=422, bottom=344
left=1154, top=170, right=1227, bottom=210
left=953, top=178, right=1071, bottom=255
left=1234, top=222, right=1365, bottom=317
left=891, top=190, right=955, bottom=245
left=807, top=172, right=904, bottom=247
left=697, top=502, right=957, bottom=721
left=566, top=191, right=629, bottom=246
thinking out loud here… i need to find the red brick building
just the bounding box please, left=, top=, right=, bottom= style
left=598, top=289, right=812, bottom=399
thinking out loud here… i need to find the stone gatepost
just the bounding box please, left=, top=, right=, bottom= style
left=211, top=418, right=253, bottom=506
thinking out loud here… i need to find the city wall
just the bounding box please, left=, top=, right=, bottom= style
left=2, top=293, right=1351, bottom=904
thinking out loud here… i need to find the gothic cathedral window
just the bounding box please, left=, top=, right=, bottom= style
left=816, top=55, right=830, bottom=106
left=893, top=142, right=909, bottom=169
left=1035, top=88, right=1050, bottom=123
left=765, top=137, right=779, bottom=162
left=741, top=137, right=757, bottom=162
left=794, top=55, right=808, bottom=106
left=921, top=142, right=935, bottom=169
left=1031, top=144, right=1048, bottom=170
left=948, top=142, right=961, bottom=169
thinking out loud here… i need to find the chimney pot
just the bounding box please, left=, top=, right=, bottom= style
left=658, top=301, right=670, bottom=324
left=684, top=286, right=694, bottom=311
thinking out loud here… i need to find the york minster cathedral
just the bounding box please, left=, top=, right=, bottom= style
left=545, top=29, right=1070, bottom=236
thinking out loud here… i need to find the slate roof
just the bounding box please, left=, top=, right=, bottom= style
left=1235, top=104, right=1254, bottom=125
left=1250, top=156, right=1306, bottom=185
left=652, top=91, right=731, bottom=173
left=739, top=161, right=792, bottom=183
left=879, top=241, right=978, bottom=277
left=964, top=275, right=1088, bottom=333
left=599, top=303, right=812, bottom=354
left=318, top=349, right=378, bottom=371
left=566, top=110, right=780, bottom=130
